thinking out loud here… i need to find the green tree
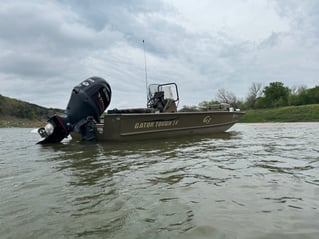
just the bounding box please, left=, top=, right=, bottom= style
left=256, top=82, right=290, bottom=108
left=288, top=85, right=307, bottom=106
left=300, top=86, right=319, bottom=105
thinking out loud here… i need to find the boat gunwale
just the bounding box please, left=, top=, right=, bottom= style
left=104, top=111, right=244, bottom=117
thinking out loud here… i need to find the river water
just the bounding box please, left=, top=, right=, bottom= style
left=1, top=123, right=319, bottom=239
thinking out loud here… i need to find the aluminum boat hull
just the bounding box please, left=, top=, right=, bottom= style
left=93, top=111, right=244, bottom=141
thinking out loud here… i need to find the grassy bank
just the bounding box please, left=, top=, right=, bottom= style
left=240, top=104, right=319, bottom=123
left=0, top=94, right=62, bottom=128
left=0, top=116, right=46, bottom=128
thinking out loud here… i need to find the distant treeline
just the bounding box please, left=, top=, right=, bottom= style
left=0, top=94, right=62, bottom=120
left=180, top=82, right=319, bottom=111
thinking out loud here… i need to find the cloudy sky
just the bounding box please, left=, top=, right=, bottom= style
left=0, top=0, right=318, bottom=110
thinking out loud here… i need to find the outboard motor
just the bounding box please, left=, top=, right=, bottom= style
left=37, top=76, right=111, bottom=144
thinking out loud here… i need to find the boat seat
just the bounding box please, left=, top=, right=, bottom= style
left=163, top=99, right=177, bottom=112
left=107, top=108, right=156, bottom=114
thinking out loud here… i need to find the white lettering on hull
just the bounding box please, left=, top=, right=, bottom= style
left=134, top=120, right=179, bottom=129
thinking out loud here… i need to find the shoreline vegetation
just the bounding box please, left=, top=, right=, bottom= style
left=0, top=94, right=62, bottom=128
left=0, top=116, right=47, bottom=128
left=239, top=104, right=319, bottom=123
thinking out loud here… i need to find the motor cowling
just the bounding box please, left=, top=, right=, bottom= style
left=37, top=76, right=111, bottom=144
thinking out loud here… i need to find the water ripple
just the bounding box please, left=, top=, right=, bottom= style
left=1, top=124, right=319, bottom=239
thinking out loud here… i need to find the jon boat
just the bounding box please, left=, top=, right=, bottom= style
left=37, top=77, right=244, bottom=144
left=97, top=83, right=243, bottom=141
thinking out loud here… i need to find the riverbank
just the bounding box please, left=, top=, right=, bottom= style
left=240, top=104, right=319, bottom=123
left=0, top=116, right=46, bottom=128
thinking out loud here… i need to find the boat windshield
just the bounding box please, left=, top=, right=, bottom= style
left=147, top=83, right=179, bottom=111
left=147, top=83, right=179, bottom=102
